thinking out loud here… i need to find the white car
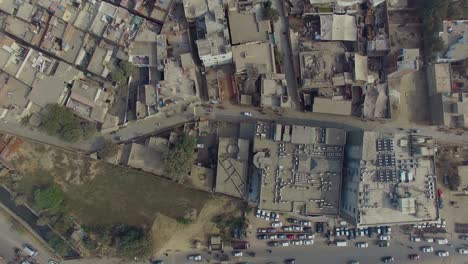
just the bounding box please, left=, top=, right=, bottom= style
left=425, top=237, right=434, bottom=243
left=303, top=239, right=314, bottom=245
left=457, top=248, right=468, bottom=254
left=379, top=235, right=391, bottom=241
left=421, top=246, right=434, bottom=253
left=271, top=221, right=282, bottom=228
left=281, top=241, right=290, bottom=247
left=306, top=234, right=315, bottom=239
left=268, top=234, right=277, bottom=240
left=437, top=250, right=449, bottom=257
left=436, top=238, right=448, bottom=245
left=301, top=220, right=312, bottom=226
left=242, top=112, right=253, bottom=117
left=292, top=240, right=303, bottom=245
left=187, top=254, right=202, bottom=261
left=293, top=225, right=303, bottom=231
left=410, top=236, right=421, bottom=242
left=356, top=242, right=368, bottom=248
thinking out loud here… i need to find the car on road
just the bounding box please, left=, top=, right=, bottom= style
left=460, top=235, right=468, bottom=240
left=381, top=256, right=394, bottom=263
left=285, top=259, right=296, bottom=264
left=408, top=254, right=420, bottom=260
left=49, top=261, right=60, bottom=264
left=356, top=242, right=368, bottom=248
left=268, top=241, right=279, bottom=247
left=421, top=246, right=434, bottom=253
left=232, top=251, right=243, bottom=257
left=377, top=241, right=390, bottom=247
left=457, top=248, right=468, bottom=254
left=437, top=250, right=449, bottom=257
left=410, top=236, right=421, bottom=242
left=379, top=235, right=391, bottom=241
left=241, top=112, right=253, bottom=117
left=257, top=234, right=268, bottom=240
left=348, top=261, right=360, bottom=264
left=187, top=254, right=202, bottom=261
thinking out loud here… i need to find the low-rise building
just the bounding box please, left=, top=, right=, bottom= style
left=254, top=122, right=346, bottom=216
left=228, top=10, right=271, bottom=46
left=260, top=73, right=291, bottom=109
left=341, top=131, right=439, bottom=227
left=438, top=20, right=468, bottom=62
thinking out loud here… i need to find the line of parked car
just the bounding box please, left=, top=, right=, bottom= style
left=335, top=225, right=391, bottom=240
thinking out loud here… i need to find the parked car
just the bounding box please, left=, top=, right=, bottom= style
left=49, top=261, right=60, bottom=264
left=460, top=235, right=468, bottom=240
left=292, top=240, right=303, bottom=245
left=296, top=234, right=306, bottom=239
left=277, top=234, right=287, bottom=239
left=376, top=227, right=382, bottom=234
left=379, top=235, right=391, bottom=241
left=457, top=248, right=468, bottom=254
left=271, top=221, right=282, bottom=228
left=300, top=220, right=312, bottom=226
left=267, top=228, right=276, bottom=233
left=257, top=234, right=268, bottom=240
left=316, top=222, right=324, bottom=233
left=187, top=254, right=202, bottom=261
left=268, top=234, right=277, bottom=240
left=306, top=234, right=315, bottom=239
left=303, top=239, right=314, bottom=245
left=348, top=261, right=360, bottom=264
left=232, top=251, right=243, bottom=257
left=287, top=218, right=300, bottom=224
left=358, top=228, right=365, bottom=236
left=304, top=226, right=313, bottom=233
left=437, top=250, right=449, bottom=257
left=241, top=112, right=252, bottom=117
left=425, top=237, right=434, bottom=243
left=356, top=242, right=368, bottom=248
left=436, top=238, right=448, bottom=245
left=285, top=259, right=296, bottom=264
left=408, top=254, right=420, bottom=260
left=293, top=225, right=303, bottom=231
left=410, top=236, right=421, bottom=242
left=287, top=234, right=295, bottom=240
left=382, top=256, right=394, bottom=263
left=280, top=241, right=290, bottom=247
left=23, top=245, right=38, bottom=257
left=367, top=227, right=373, bottom=237
left=421, top=246, right=434, bottom=253
left=257, top=228, right=267, bottom=233
left=283, top=226, right=293, bottom=231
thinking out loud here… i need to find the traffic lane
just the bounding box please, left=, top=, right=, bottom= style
left=155, top=241, right=468, bottom=264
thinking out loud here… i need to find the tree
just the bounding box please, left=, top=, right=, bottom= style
left=111, top=60, right=136, bottom=85
left=163, top=133, right=196, bottom=181
left=40, top=104, right=95, bottom=142
left=13, top=195, right=27, bottom=206
left=47, top=235, right=71, bottom=257
left=264, top=0, right=280, bottom=22
left=431, top=36, right=445, bottom=53
left=112, top=225, right=151, bottom=259
left=36, top=215, right=52, bottom=226
left=97, top=140, right=119, bottom=160
left=33, top=185, right=66, bottom=215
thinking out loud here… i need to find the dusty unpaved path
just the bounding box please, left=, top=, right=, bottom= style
left=152, top=197, right=240, bottom=254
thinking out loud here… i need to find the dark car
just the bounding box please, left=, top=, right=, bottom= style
left=268, top=241, right=279, bottom=247
left=285, top=259, right=296, bottom=264
left=316, top=222, right=324, bottom=233
left=277, top=234, right=287, bottom=239
left=382, top=256, right=394, bottom=263
left=409, top=254, right=420, bottom=260
left=257, top=234, right=268, bottom=240
left=377, top=241, right=390, bottom=247
left=367, top=227, right=373, bottom=237
left=287, top=218, right=300, bottom=224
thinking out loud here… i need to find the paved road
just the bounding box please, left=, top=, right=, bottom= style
left=0, top=210, right=57, bottom=264
left=153, top=238, right=468, bottom=264
left=271, top=0, right=301, bottom=111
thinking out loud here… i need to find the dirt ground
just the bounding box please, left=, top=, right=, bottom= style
left=151, top=198, right=240, bottom=254
left=388, top=70, right=430, bottom=126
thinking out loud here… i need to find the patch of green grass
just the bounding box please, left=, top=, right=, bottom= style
left=65, top=162, right=211, bottom=226
left=15, top=170, right=54, bottom=200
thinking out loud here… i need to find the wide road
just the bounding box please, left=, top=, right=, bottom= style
left=153, top=237, right=468, bottom=264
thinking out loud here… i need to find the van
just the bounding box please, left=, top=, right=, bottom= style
left=23, top=245, right=38, bottom=257
left=336, top=240, right=347, bottom=247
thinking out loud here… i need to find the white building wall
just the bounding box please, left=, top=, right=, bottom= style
left=200, top=52, right=232, bottom=67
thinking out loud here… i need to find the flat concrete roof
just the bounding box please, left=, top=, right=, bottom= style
left=228, top=11, right=270, bottom=45
left=313, top=97, right=352, bottom=116
left=255, top=122, right=345, bottom=216
left=232, top=42, right=275, bottom=74
left=342, top=131, right=439, bottom=226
